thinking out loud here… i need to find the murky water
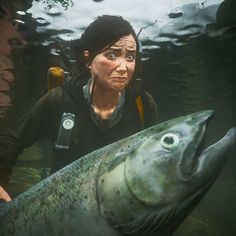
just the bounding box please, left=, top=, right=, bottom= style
left=0, top=0, right=236, bottom=235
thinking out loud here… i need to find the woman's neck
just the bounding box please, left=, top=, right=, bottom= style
left=90, top=81, right=121, bottom=119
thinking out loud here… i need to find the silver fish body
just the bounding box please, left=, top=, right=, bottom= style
left=0, top=110, right=235, bottom=236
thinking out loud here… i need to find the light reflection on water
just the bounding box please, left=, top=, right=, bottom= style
left=0, top=0, right=236, bottom=235
left=21, top=0, right=225, bottom=44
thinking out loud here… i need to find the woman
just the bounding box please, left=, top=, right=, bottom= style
left=0, top=15, right=158, bottom=201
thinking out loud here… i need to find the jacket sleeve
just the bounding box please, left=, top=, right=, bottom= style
left=143, top=91, right=159, bottom=127
left=0, top=123, right=21, bottom=187
left=0, top=88, right=62, bottom=187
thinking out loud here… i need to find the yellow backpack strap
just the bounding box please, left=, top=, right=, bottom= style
left=47, top=66, right=65, bottom=90
left=135, top=95, right=144, bottom=128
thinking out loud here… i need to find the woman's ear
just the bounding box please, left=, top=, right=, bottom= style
left=83, top=50, right=90, bottom=58
left=83, top=50, right=92, bottom=69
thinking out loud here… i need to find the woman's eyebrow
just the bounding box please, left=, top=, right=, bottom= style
left=109, top=46, right=136, bottom=52
left=126, top=49, right=136, bottom=52
left=109, top=46, right=122, bottom=50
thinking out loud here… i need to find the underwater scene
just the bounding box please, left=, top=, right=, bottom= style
left=0, top=0, right=236, bottom=235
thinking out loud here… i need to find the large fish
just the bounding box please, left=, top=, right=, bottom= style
left=0, top=110, right=235, bottom=236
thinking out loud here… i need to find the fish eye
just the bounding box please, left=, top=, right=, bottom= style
left=160, top=133, right=180, bottom=150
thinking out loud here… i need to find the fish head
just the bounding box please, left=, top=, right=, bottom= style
left=97, top=110, right=236, bottom=234
left=124, top=110, right=215, bottom=206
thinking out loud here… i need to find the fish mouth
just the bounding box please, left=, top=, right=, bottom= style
left=178, top=111, right=215, bottom=180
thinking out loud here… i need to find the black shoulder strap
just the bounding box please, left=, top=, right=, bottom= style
left=54, top=87, right=77, bottom=150
left=62, top=85, right=78, bottom=113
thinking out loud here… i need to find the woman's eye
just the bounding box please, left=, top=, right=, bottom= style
left=160, top=133, right=180, bottom=150
left=126, top=54, right=135, bottom=61
left=106, top=53, right=116, bottom=59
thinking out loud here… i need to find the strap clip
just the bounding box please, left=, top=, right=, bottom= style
left=55, top=112, right=75, bottom=150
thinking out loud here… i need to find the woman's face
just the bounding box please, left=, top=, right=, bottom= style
left=86, top=34, right=137, bottom=92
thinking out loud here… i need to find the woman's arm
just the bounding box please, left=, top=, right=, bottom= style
left=0, top=185, right=11, bottom=202
left=0, top=88, right=62, bottom=188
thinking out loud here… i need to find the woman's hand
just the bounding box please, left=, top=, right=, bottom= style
left=0, top=185, right=11, bottom=202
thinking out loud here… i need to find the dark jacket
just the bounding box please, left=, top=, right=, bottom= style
left=0, top=78, right=158, bottom=187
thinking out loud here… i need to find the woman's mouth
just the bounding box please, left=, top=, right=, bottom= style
left=111, top=77, right=128, bottom=83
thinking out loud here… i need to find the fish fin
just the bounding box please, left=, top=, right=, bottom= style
left=114, top=208, right=176, bottom=235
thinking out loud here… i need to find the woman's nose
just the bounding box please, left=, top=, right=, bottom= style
left=116, top=59, right=127, bottom=73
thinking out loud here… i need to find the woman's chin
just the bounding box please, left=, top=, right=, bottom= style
left=110, top=81, right=128, bottom=91
left=112, top=85, right=126, bottom=92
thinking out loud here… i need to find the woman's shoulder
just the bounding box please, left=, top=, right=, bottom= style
left=48, top=87, right=63, bottom=103
left=142, top=91, right=156, bottom=103
left=136, top=90, right=157, bottom=108
left=126, top=88, right=157, bottom=109
left=38, top=87, right=63, bottom=107
left=140, top=90, right=159, bottom=126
